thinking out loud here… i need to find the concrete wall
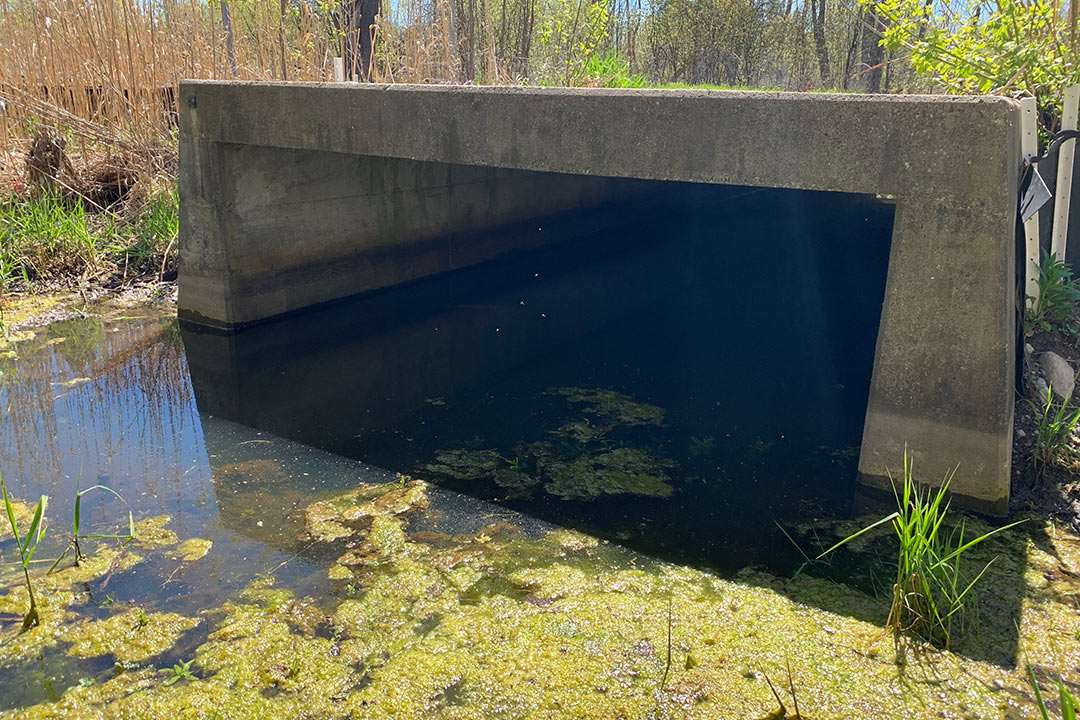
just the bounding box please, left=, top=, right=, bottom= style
left=178, top=82, right=1021, bottom=513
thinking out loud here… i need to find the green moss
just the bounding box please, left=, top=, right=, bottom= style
left=63, top=607, right=199, bottom=662
left=545, top=448, right=676, bottom=500
left=492, top=468, right=539, bottom=497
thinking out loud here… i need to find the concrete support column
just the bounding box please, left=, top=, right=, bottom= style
left=859, top=192, right=1017, bottom=514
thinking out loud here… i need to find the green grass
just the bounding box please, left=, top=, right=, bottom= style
left=0, top=187, right=178, bottom=289
left=1028, top=249, right=1080, bottom=336
left=1, top=470, right=49, bottom=630
left=1029, top=661, right=1080, bottom=720
left=1029, top=383, right=1080, bottom=474
left=819, top=450, right=1022, bottom=653
left=49, top=481, right=134, bottom=573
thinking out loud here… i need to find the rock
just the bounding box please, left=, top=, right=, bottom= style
left=1025, top=343, right=1035, bottom=355
left=1016, top=429, right=1026, bottom=439
left=1039, top=351, right=1076, bottom=400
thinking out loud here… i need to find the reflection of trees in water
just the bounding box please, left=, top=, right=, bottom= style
left=0, top=314, right=199, bottom=506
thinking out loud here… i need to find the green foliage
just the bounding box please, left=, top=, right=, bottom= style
left=49, top=482, right=135, bottom=574
left=582, top=52, right=647, bottom=87
left=1029, top=250, right=1080, bottom=336
left=537, top=0, right=611, bottom=84
left=162, top=658, right=197, bottom=686
left=110, top=188, right=179, bottom=272
left=1, top=471, right=49, bottom=630
left=1029, top=662, right=1080, bottom=720
left=1028, top=384, right=1080, bottom=473
left=0, top=187, right=177, bottom=289
left=872, top=0, right=1078, bottom=130
left=818, top=450, right=1022, bottom=650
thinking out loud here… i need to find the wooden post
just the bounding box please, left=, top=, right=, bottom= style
left=333, top=57, right=345, bottom=82
left=1021, top=96, right=1040, bottom=311
left=1052, top=84, right=1079, bottom=259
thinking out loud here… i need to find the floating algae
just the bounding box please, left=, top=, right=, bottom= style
left=0, top=516, right=185, bottom=668
left=171, top=538, right=213, bottom=563
left=303, top=478, right=428, bottom=543
left=7, top=481, right=1077, bottom=719
left=545, top=448, right=676, bottom=500
left=418, top=388, right=676, bottom=502
left=63, top=608, right=199, bottom=663
left=419, top=450, right=501, bottom=482
left=548, top=387, right=666, bottom=428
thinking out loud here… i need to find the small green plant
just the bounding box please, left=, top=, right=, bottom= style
left=49, top=482, right=134, bottom=573
left=1028, top=384, right=1080, bottom=474
left=133, top=608, right=150, bottom=630
left=819, top=450, right=1023, bottom=651
left=1029, top=661, right=1080, bottom=720
left=1029, top=250, right=1080, bottom=336
left=162, top=658, right=196, bottom=686
left=1, top=471, right=49, bottom=630
left=582, top=52, right=647, bottom=88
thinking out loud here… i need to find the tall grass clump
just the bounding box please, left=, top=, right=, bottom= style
left=1029, top=384, right=1080, bottom=474
left=819, top=451, right=1022, bottom=652
left=0, top=187, right=177, bottom=289
left=1, top=471, right=49, bottom=630
left=1028, top=250, right=1080, bottom=336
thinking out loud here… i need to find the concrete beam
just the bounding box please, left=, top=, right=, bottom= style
left=178, top=81, right=1021, bottom=513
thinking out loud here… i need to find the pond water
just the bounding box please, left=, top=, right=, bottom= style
left=3, top=186, right=1054, bottom=718
left=184, top=186, right=895, bottom=573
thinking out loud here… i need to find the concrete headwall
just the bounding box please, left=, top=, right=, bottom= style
left=178, top=81, right=1021, bottom=513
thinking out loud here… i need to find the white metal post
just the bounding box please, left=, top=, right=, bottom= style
left=1051, top=84, right=1080, bottom=259
left=1021, top=97, right=1040, bottom=311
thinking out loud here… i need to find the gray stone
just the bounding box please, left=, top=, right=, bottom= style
left=1039, top=351, right=1075, bottom=400
left=178, top=82, right=1020, bottom=513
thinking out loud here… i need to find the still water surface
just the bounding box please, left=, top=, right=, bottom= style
left=0, top=186, right=894, bottom=708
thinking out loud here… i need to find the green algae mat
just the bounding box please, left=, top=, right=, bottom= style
left=1, top=475, right=1076, bottom=719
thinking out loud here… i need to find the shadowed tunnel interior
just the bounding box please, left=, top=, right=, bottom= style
left=183, top=177, right=895, bottom=572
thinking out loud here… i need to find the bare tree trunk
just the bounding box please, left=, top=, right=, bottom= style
left=220, top=0, right=236, bottom=77
left=861, top=6, right=884, bottom=92
left=810, top=0, right=830, bottom=84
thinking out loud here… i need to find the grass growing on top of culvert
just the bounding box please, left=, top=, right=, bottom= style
left=0, top=186, right=177, bottom=289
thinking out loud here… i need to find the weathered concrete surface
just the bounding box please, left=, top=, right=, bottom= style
left=179, top=81, right=1020, bottom=513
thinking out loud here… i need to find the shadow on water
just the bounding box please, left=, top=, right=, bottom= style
left=184, top=184, right=892, bottom=573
